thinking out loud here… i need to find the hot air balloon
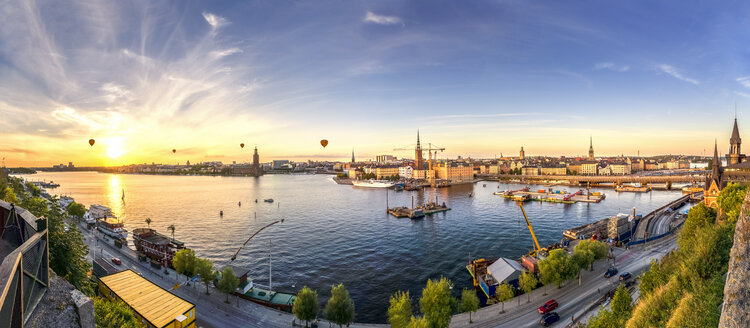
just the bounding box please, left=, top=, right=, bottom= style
left=320, top=139, right=328, bottom=148
left=88, top=139, right=95, bottom=146
left=240, top=143, right=245, bottom=148
left=172, top=149, right=176, bottom=154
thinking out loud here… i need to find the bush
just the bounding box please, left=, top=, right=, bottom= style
left=94, top=297, right=143, bottom=328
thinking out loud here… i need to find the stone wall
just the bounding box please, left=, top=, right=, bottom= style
left=719, top=190, right=750, bottom=327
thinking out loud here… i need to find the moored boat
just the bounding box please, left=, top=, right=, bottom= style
left=96, top=215, right=128, bottom=241
left=132, top=227, right=185, bottom=268
left=352, top=180, right=396, bottom=188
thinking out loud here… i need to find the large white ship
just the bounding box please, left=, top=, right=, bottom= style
left=352, top=180, right=396, bottom=188
left=85, top=204, right=128, bottom=241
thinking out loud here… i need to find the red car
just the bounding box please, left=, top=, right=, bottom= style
left=111, top=257, right=122, bottom=265
left=538, top=299, right=558, bottom=314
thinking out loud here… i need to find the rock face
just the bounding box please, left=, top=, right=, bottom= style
left=26, top=271, right=95, bottom=328
left=719, top=191, right=750, bottom=327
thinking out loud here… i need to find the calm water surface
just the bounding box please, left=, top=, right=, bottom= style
left=20, top=172, right=682, bottom=323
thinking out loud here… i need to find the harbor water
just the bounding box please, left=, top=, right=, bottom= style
left=20, top=172, right=683, bottom=323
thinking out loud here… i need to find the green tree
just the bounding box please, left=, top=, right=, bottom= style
left=459, top=289, right=479, bottom=323
left=388, top=290, right=412, bottom=328
left=172, top=249, right=197, bottom=283
left=293, top=286, right=319, bottom=327
left=0, top=185, right=17, bottom=203
left=495, top=283, right=514, bottom=313
left=407, top=316, right=429, bottom=328
left=538, top=249, right=575, bottom=288
left=419, top=277, right=455, bottom=328
left=638, top=260, right=667, bottom=297
left=194, top=257, right=217, bottom=295
left=66, top=202, right=86, bottom=220
left=716, top=183, right=747, bottom=223
left=519, top=272, right=538, bottom=302
left=145, top=217, right=151, bottom=228
left=94, top=297, right=144, bottom=328
left=324, top=284, right=355, bottom=327
left=611, top=284, right=633, bottom=317
left=217, top=267, right=239, bottom=303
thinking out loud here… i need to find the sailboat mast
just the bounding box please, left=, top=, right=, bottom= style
left=269, top=239, right=272, bottom=291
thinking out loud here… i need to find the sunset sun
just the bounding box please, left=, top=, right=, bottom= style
left=106, top=139, right=126, bottom=159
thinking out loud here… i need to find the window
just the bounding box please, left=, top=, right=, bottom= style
left=189, top=310, right=193, bottom=318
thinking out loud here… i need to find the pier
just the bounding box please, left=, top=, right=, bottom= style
left=494, top=188, right=606, bottom=204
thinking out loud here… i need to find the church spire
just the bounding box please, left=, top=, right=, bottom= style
left=351, top=148, right=355, bottom=163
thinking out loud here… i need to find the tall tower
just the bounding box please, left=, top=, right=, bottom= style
left=519, top=147, right=525, bottom=160
left=351, top=149, right=355, bottom=163
left=588, top=136, right=594, bottom=160
left=252, top=146, right=262, bottom=176
left=729, top=117, right=742, bottom=165
left=415, top=130, right=423, bottom=170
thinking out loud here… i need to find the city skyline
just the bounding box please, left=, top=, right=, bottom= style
left=2, top=1, right=750, bottom=166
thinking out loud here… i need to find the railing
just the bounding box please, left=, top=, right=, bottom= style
left=0, top=201, right=49, bottom=328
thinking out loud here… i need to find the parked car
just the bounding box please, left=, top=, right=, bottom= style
left=538, top=299, right=559, bottom=314
left=604, top=267, right=618, bottom=278
left=619, top=272, right=632, bottom=281
left=540, top=312, right=560, bottom=326
left=111, top=257, right=121, bottom=265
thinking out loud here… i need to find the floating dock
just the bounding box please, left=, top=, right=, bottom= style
left=495, top=188, right=605, bottom=204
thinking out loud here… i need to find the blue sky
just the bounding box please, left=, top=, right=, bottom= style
left=1, top=0, right=750, bottom=165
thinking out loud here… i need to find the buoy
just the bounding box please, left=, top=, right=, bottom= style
left=220, top=210, right=223, bottom=216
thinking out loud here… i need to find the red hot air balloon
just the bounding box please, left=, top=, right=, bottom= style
left=320, top=139, right=328, bottom=148
left=89, top=139, right=95, bottom=146
left=240, top=143, right=245, bottom=148
left=172, top=149, right=176, bottom=154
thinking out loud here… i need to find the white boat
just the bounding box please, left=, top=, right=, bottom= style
left=84, top=204, right=111, bottom=224
left=96, top=215, right=128, bottom=241
left=352, top=180, right=395, bottom=188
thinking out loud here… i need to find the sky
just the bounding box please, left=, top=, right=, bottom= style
left=2, top=0, right=750, bottom=166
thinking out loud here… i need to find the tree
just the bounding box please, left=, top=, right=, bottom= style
left=716, top=183, right=747, bottom=223
left=496, top=283, right=514, bottom=313
left=217, top=267, right=239, bottom=303
left=611, top=284, right=632, bottom=316
left=519, top=272, right=538, bottom=302
left=407, top=316, right=429, bottom=328
left=459, top=289, right=479, bottom=323
left=94, top=297, right=144, bottom=328
left=66, top=202, right=86, bottom=220
left=419, top=277, right=455, bottom=328
left=324, top=284, right=355, bottom=327
left=145, top=217, right=151, bottom=228
left=194, top=257, right=217, bottom=295
left=538, top=249, right=575, bottom=288
left=172, top=249, right=196, bottom=283
left=388, top=290, right=412, bottom=328
left=168, top=224, right=176, bottom=241
left=293, top=286, right=318, bottom=327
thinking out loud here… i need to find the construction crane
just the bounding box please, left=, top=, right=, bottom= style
left=393, top=141, right=445, bottom=204
left=231, top=219, right=284, bottom=261
left=516, top=201, right=543, bottom=257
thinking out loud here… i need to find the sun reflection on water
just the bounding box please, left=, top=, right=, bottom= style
left=107, top=174, right=125, bottom=220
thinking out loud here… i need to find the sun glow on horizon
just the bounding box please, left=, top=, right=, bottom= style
left=106, top=138, right=127, bottom=159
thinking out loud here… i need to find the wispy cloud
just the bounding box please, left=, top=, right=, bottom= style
left=210, top=48, right=243, bottom=58
left=736, top=76, right=750, bottom=89
left=735, top=91, right=750, bottom=98
left=202, top=12, right=227, bottom=29
left=658, top=64, right=699, bottom=85
left=594, top=62, right=630, bottom=72
left=363, top=11, right=403, bottom=26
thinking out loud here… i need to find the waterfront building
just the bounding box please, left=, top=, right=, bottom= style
left=597, top=164, right=612, bottom=176
left=272, top=159, right=290, bottom=170
left=375, top=166, right=399, bottom=179
left=610, top=162, right=632, bottom=175
left=486, top=258, right=524, bottom=287
left=580, top=161, right=599, bottom=175
left=435, top=163, right=473, bottom=182
left=540, top=165, right=566, bottom=175
left=588, top=136, right=595, bottom=160
left=644, top=161, right=659, bottom=171
left=414, top=169, right=435, bottom=180
left=567, top=162, right=582, bottom=175
left=98, top=270, right=196, bottom=328
left=521, top=165, right=540, bottom=176
left=399, top=166, right=414, bottom=179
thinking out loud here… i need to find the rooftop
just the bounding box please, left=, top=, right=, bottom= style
left=99, top=270, right=194, bottom=328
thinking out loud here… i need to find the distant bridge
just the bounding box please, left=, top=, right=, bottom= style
left=486, top=173, right=706, bottom=185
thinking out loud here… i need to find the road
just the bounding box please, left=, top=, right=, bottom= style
left=449, top=233, right=679, bottom=328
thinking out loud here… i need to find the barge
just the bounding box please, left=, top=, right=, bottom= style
left=218, top=266, right=296, bottom=311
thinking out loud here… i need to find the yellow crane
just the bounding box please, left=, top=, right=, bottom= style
left=516, top=201, right=543, bottom=257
